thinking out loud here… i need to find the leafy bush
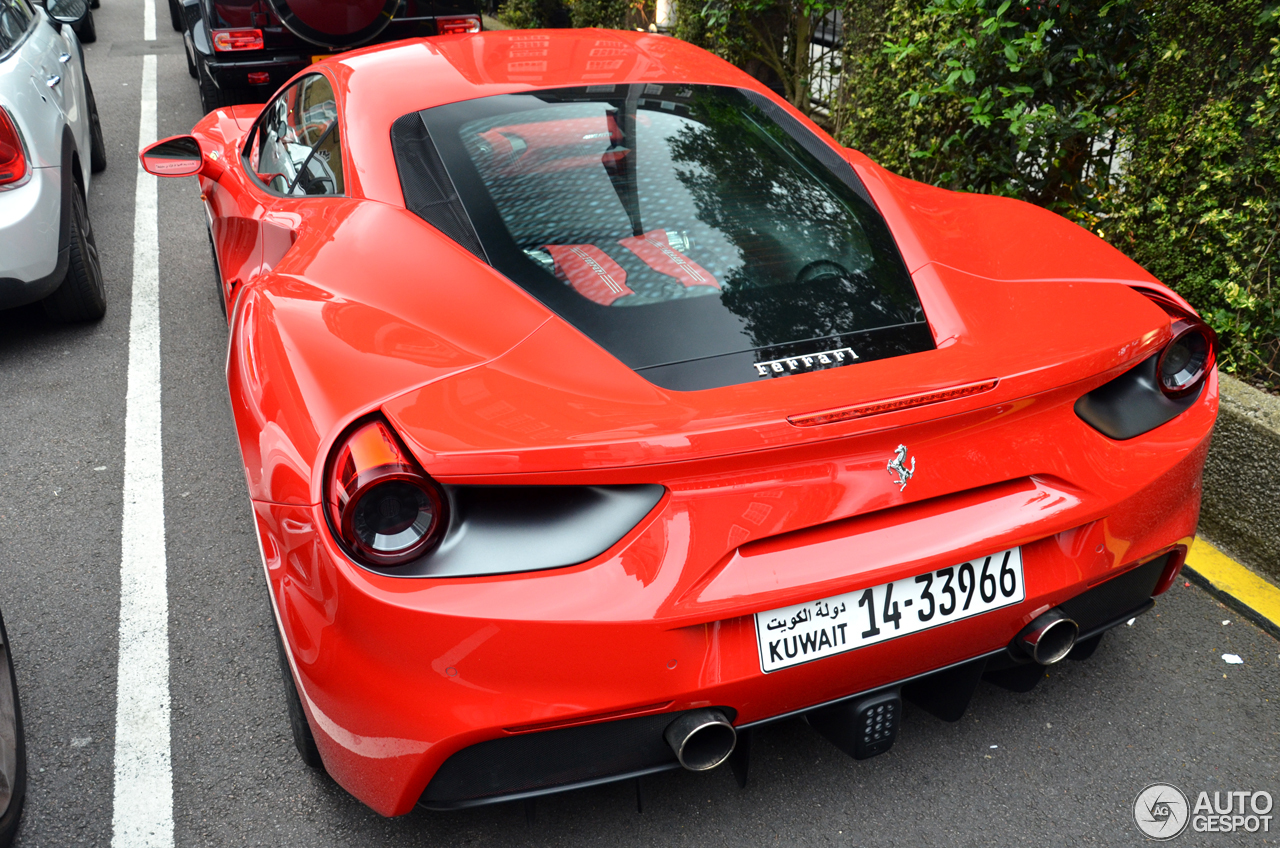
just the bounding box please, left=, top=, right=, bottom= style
left=838, top=0, right=1279, bottom=389
left=1099, top=3, right=1279, bottom=386
left=843, top=0, right=1146, bottom=217
left=566, top=0, right=633, bottom=27
left=497, top=0, right=648, bottom=29
left=680, top=0, right=842, bottom=113
left=496, top=0, right=570, bottom=29
left=838, top=0, right=965, bottom=181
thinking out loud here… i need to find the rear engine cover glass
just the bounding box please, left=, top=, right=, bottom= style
left=400, top=85, right=934, bottom=390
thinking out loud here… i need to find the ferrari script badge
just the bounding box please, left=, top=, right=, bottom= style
left=887, top=445, right=915, bottom=491
left=754, top=346, right=857, bottom=377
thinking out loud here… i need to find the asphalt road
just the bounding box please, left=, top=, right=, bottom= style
left=0, top=1, right=1277, bottom=845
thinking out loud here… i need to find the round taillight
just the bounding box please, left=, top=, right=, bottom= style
left=0, top=108, right=29, bottom=187
left=1156, top=319, right=1215, bottom=398
left=326, top=418, right=447, bottom=567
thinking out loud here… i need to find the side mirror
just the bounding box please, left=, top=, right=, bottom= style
left=140, top=136, right=213, bottom=178
left=46, top=0, right=88, bottom=24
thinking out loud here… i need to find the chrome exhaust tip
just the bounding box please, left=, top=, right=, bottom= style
left=1016, top=609, right=1079, bottom=665
left=664, top=709, right=736, bottom=771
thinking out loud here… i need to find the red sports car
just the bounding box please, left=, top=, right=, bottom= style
left=141, top=30, right=1217, bottom=816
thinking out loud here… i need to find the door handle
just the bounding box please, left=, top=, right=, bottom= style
left=46, top=74, right=62, bottom=88
left=58, top=52, right=72, bottom=64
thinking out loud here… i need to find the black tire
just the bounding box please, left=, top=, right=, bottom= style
left=0, top=613, right=28, bottom=848
left=72, top=8, right=96, bottom=43
left=185, top=38, right=197, bottom=78
left=273, top=621, right=324, bottom=770
left=197, top=62, right=246, bottom=114
left=168, top=0, right=182, bottom=32
left=89, top=0, right=99, bottom=8
left=42, top=183, right=106, bottom=323
left=198, top=65, right=220, bottom=114
left=85, top=75, right=106, bottom=174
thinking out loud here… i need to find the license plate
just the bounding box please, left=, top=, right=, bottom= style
left=755, top=547, right=1025, bottom=673
left=311, top=54, right=334, bottom=64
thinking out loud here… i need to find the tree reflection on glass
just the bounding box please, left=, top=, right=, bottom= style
left=667, top=92, right=922, bottom=349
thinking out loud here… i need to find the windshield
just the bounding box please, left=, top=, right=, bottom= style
left=398, top=85, right=933, bottom=390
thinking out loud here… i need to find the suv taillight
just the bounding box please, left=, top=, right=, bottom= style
left=325, top=417, right=447, bottom=567
left=213, top=28, right=264, bottom=51
left=437, top=14, right=481, bottom=34
left=0, top=108, right=29, bottom=188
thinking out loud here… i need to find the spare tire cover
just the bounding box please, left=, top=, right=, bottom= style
left=268, top=0, right=398, bottom=49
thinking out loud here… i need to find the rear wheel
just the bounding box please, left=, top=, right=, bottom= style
left=185, top=39, right=197, bottom=78
left=0, top=613, right=28, bottom=848
left=197, top=62, right=247, bottom=114
left=274, top=621, right=324, bottom=770
left=168, top=0, right=182, bottom=31
left=85, top=75, right=106, bottom=173
left=42, top=183, right=106, bottom=323
left=72, top=8, right=96, bottom=43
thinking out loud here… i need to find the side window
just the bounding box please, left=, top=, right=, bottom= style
left=0, top=0, right=35, bottom=56
left=245, top=74, right=344, bottom=197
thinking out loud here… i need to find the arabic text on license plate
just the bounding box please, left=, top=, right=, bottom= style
left=755, top=547, right=1025, bottom=673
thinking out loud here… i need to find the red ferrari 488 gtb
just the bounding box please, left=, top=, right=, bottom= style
left=142, top=30, right=1217, bottom=816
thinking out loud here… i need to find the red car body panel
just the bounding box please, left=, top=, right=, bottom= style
left=149, top=30, right=1216, bottom=816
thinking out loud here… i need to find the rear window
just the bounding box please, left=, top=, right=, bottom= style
left=395, top=85, right=933, bottom=390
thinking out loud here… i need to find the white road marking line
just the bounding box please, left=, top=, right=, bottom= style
left=143, top=0, right=155, bottom=41
left=112, top=52, right=173, bottom=848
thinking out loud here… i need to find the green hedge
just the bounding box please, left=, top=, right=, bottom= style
left=839, top=0, right=1280, bottom=390
left=1100, top=2, right=1279, bottom=388
left=495, top=0, right=639, bottom=29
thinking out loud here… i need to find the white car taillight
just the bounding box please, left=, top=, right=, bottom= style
left=0, top=108, right=30, bottom=189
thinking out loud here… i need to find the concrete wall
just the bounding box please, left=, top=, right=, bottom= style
left=1199, top=373, right=1280, bottom=584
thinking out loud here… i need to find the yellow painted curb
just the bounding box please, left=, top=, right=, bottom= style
left=1185, top=537, right=1280, bottom=635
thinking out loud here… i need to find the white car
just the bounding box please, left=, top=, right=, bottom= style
left=0, top=0, right=105, bottom=322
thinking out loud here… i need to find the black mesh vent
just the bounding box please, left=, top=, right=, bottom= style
left=740, top=89, right=876, bottom=210
left=420, top=711, right=690, bottom=806
left=391, top=111, right=488, bottom=261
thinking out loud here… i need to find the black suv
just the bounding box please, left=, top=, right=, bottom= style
left=174, top=0, right=482, bottom=113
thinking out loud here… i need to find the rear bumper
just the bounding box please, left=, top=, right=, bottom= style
left=255, top=376, right=1214, bottom=816
left=415, top=552, right=1173, bottom=810
left=0, top=166, right=65, bottom=307
left=203, top=53, right=309, bottom=94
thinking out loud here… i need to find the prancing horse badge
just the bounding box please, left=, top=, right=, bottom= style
left=887, top=445, right=915, bottom=491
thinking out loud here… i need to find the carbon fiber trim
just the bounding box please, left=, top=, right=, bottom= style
left=1059, top=555, right=1167, bottom=631
left=420, top=710, right=699, bottom=808
left=391, top=112, right=488, bottom=261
